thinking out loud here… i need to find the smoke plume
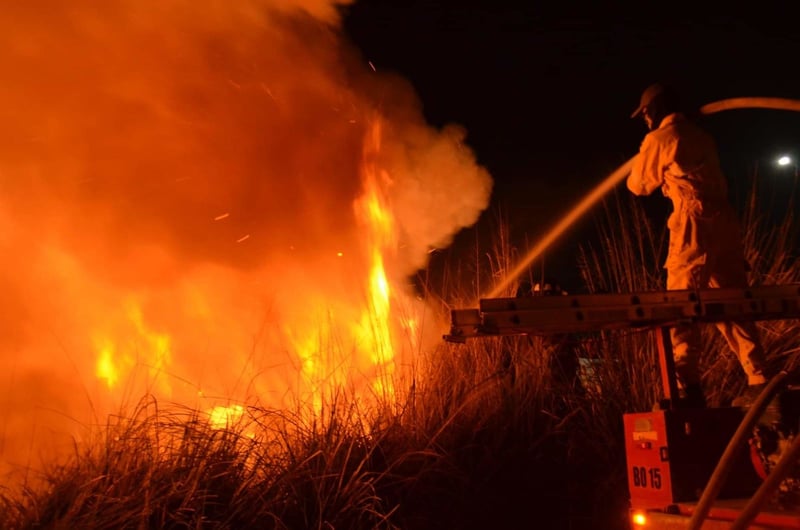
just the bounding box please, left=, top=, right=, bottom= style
left=0, top=0, right=492, bottom=480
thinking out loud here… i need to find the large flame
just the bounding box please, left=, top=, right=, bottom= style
left=354, top=118, right=397, bottom=399
left=0, top=1, right=492, bottom=479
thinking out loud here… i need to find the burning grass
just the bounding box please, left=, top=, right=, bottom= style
left=0, top=338, right=590, bottom=529
left=3, top=182, right=800, bottom=530
left=0, top=397, right=400, bottom=529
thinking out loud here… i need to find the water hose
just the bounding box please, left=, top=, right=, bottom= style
left=700, top=97, right=800, bottom=115
left=486, top=97, right=800, bottom=298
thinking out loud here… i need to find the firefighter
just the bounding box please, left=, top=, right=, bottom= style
left=627, top=82, right=771, bottom=409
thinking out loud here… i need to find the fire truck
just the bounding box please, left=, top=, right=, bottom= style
left=445, top=284, right=800, bottom=529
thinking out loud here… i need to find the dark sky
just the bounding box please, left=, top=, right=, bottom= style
left=342, top=3, right=800, bottom=292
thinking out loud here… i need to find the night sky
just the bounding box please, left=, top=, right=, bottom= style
left=342, top=3, right=800, bottom=292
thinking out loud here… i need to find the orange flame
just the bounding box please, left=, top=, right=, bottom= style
left=278, top=117, right=404, bottom=413
left=92, top=301, right=172, bottom=395
left=208, top=405, right=245, bottom=429
left=353, top=118, right=398, bottom=400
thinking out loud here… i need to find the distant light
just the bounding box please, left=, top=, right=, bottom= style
left=778, top=155, right=793, bottom=166
left=631, top=511, right=647, bottom=526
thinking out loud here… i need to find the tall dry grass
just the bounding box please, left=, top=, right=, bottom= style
left=2, top=179, right=799, bottom=530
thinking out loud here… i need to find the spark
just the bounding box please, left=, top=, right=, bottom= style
left=214, top=213, right=230, bottom=221
left=260, top=83, right=275, bottom=100
left=337, top=252, right=343, bottom=257
left=368, top=61, right=376, bottom=72
left=236, top=234, right=250, bottom=243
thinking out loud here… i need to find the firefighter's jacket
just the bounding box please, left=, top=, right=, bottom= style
left=627, top=113, right=742, bottom=274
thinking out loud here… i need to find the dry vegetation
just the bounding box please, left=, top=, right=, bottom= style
left=2, top=184, right=799, bottom=530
